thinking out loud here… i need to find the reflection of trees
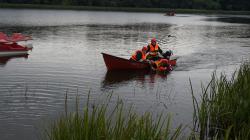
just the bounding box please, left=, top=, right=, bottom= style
left=205, top=17, right=250, bottom=24
left=85, top=23, right=173, bottom=51
left=0, top=26, right=62, bottom=40
left=0, top=22, right=174, bottom=50
left=0, top=25, right=89, bottom=42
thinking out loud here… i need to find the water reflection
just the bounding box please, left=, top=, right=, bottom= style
left=204, top=16, right=250, bottom=24
left=102, top=70, right=151, bottom=88
left=0, top=54, right=28, bottom=66
left=101, top=70, right=168, bottom=89
left=0, top=10, right=250, bottom=140
left=85, top=23, right=173, bottom=45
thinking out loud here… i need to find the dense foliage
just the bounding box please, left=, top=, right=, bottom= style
left=0, top=0, right=250, bottom=11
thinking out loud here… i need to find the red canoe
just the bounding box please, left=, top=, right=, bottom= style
left=102, top=53, right=150, bottom=70
left=102, top=53, right=177, bottom=71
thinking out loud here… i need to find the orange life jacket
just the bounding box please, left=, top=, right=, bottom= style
left=131, top=50, right=146, bottom=61
left=154, top=60, right=161, bottom=67
left=149, top=44, right=159, bottom=56
left=154, top=59, right=170, bottom=71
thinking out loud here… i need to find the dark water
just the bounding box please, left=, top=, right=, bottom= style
left=0, top=9, right=250, bottom=140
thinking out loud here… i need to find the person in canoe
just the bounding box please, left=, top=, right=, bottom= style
left=146, top=38, right=165, bottom=61
left=162, top=50, right=173, bottom=60
left=129, top=46, right=148, bottom=62
left=151, top=59, right=173, bottom=72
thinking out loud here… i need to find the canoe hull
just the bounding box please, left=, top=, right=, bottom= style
left=102, top=53, right=177, bottom=71
left=102, top=53, right=150, bottom=70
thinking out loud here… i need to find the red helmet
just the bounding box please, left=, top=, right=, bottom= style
left=142, top=46, right=147, bottom=51
left=151, top=38, right=156, bottom=43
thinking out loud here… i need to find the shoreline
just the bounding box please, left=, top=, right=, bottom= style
left=1, top=3, right=250, bottom=15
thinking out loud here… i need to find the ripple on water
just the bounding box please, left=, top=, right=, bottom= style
left=1, top=10, right=250, bottom=140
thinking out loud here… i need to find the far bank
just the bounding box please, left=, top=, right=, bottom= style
left=0, top=3, right=250, bottom=15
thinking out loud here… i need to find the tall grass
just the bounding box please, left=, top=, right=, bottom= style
left=46, top=93, right=182, bottom=140
left=190, top=62, right=250, bottom=140
left=46, top=61, right=250, bottom=140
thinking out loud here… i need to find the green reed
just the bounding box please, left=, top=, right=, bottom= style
left=47, top=92, right=182, bottom=140
left=190, top=62, right=250, bottom=140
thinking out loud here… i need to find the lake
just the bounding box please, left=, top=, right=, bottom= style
left=0, top=9, right=250, bottom=140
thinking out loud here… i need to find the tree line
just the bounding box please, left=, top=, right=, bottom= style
left=0, top=0, right=250, bottom=11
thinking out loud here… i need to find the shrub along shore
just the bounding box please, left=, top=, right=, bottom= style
left=1, top=3, right=250, bottom=15
left=47, top=61, right=250, bottom=140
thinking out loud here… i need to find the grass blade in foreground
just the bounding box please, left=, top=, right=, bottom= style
left=191, top=62, right=250, bottom=140
left=47, top=95, right=183, bottom=140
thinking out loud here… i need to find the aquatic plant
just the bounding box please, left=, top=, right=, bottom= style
left=190, top=62, right=250, bottom=140
left=46, top=59, right=250, bottom=140
left=46, top=93, right=182, bottom=140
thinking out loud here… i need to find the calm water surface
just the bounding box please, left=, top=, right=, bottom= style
left=0, top=9, right=250, bottom=140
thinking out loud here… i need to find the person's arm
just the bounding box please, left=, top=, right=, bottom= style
left=146, top=45, right=150, bottom=53
left=158, top=46, right=164, bottom=55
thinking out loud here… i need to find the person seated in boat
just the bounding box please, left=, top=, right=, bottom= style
left=151, top=59, right=173, bottom=72
left=162, top=50, right=173, bottom=60
left=130, top=46, right=148, bottom=62
left=146, top=38, right=164, bottom=61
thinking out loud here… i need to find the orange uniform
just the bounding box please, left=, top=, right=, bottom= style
left=130, top=50, right=146, bottom=61
left=153, top=59, right=172, bottom=72
left=148, top=44, right=159, bottom=57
